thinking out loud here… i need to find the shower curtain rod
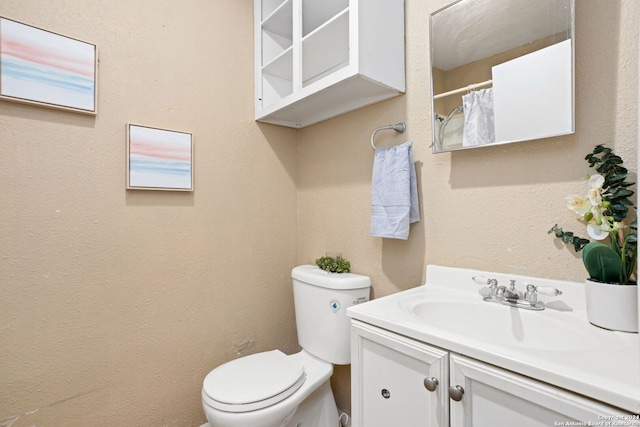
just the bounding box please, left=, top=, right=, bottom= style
left=433, top=79, right=493, bottom=100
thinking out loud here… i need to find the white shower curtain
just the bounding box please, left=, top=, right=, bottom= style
left=462, top=88, right=495, bottom=147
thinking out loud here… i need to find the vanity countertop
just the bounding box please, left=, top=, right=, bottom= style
left=347, top=265, right=640, bottom=413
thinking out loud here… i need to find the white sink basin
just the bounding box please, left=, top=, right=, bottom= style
left=407, top=299, right=598, bottom=351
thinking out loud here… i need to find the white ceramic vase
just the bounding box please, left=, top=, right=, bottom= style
left=584, top=279, right=638, bottom=333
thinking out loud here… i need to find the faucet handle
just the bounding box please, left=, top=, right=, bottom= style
left=473, top=275, right=499, bottom=299
left=535, top=285, right=562, bottom=296
left=472, top=275, right=498, bottom=287
left=524, top=283, right=563, bottom=297
left=524, top=284, right=538, bottom=304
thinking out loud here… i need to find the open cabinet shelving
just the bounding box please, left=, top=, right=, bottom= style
left=255, top=0, right=405, bottom=128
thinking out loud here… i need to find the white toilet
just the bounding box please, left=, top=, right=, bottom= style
left=201, top=264, right=371, bottom=427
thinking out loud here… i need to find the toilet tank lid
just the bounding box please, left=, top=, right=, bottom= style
left=292, top=265, right=371, bottom=290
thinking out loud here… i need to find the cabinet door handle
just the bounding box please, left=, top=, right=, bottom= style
left=423, top=377, right=439, bottom=392
left=448, top=385, right=464, bottom=401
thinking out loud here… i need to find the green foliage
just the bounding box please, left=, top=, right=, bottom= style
left=550, top=145, right=637, bottom=283
left=547, top=224, right=589, bottom=252
left=582, top=242, right=623, bottom=283
left=585, top=145, right=635, bottom=222
left=315, top=256, right=351, bottom=273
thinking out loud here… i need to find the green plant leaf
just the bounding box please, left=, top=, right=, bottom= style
left=609, top=172, right=628, bottom=182
left=548, top=225, right=590, bottom=252
left=582, top=242, right=623, bottom=283
left=315, top=256, right=351, bottom=273
left=612, top=188, right=634, bottom=198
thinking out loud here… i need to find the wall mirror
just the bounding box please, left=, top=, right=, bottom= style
left=430, top=0, right=574, bottom=153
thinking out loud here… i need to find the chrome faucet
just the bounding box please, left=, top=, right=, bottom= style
left=472, top=276, right=562, bottom=311
left=498, top=280, right=522, bottom=301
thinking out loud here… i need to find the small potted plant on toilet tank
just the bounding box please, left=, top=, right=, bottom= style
left=549, top=145, right=637, bottom=332
left=315, top=255, right=351, bottom=273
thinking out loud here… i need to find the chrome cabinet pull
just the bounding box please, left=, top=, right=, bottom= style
left=423, top=377, right=439, bottom=392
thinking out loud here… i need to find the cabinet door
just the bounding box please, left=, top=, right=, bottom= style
left=351, top=320, right=449, bottom=427
left=449, top=354, right=640, bottom=427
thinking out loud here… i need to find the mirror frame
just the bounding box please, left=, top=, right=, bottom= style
left=429, top=0, right=575, bottom=153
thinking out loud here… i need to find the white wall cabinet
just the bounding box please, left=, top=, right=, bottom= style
left=254, top=0, right=405, bottom=128
left=351, top=320, right=639, bottom=427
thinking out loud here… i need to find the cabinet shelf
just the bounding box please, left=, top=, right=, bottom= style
left=262, top=29, right=292, bottom=66
left=255, top=0, right=405, bottom=128
left=261, top=0, right=287, bottom=21
left=302, top=0, right=349, bottom=36
left=261, top=0, right=292, bottom=39
left=263, top=46, right=293, bottom=80
left=302, top=8, right=349, bottom=85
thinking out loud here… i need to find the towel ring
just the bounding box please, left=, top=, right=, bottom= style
left=370, top=123, right=406, bottom=149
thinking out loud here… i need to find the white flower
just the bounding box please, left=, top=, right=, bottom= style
left=585, top=174, right=606, bottom=206
left=566, top=195, right=590, bottom=215
left=587, top=187, right=602, bottom=206
left=590, top=206, right=601, bottom=222
left=563, top=173, right=617, bottom=243
left=587, top=222, right=610, bottom=240
left=589, top=174, right=605, bottom=189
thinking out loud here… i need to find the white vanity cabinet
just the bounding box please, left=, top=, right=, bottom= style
left=351, top=321, right=449, bottom=427
left=448, top=353, right=637, bottom=427
left=351, top=320, right=639, bottom=427
left=254, top=0, right=405, bottom=128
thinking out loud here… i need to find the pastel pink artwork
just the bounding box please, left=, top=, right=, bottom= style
left=128, top=125, right=193, bottom=191
left=0, top=17, right=96, bottom=112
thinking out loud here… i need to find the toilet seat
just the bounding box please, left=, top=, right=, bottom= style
left=202, top=350, right=306, bottom=413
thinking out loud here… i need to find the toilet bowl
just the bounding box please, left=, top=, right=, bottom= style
left=202, top=350, right=335, bottom=427
left=201, top=265, right=371, bottom=427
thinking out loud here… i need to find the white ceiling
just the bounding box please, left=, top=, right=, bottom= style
left=431, top=0, right=572, bottom=71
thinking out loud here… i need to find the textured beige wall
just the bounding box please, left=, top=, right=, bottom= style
left=300, top=0, right=638, bottom=300
left=299, top=0, right=638, bottom=412
left=1, top=0, right=638, bottom=425
left=0, top=1, right=299, bottom=426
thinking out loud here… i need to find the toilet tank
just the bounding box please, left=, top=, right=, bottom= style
left=291, top=265, right=371, bottom=365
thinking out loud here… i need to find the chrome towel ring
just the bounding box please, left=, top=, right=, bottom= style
left=370, top=123, right=406, bottom=149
